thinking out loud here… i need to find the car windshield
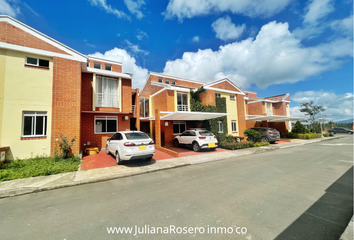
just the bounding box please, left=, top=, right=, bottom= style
left=124, top=132, right=149, bottom=140
left=199, top=131, right=214, bottom=136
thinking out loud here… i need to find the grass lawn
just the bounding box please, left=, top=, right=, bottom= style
left=0, top=156, right=80, bottom=181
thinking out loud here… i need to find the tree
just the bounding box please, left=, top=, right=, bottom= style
left=299, top=101, right=325, bottom=130
left=190, top=87, right=206, bottom=102
left=292, top=121, right=307, bottom=134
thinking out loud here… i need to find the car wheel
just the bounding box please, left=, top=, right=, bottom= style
left=333, top=132, right=336, bottom=134
left=347, top=132, right=352, bottom=134
left=192, top=142, right=200, bottom=152
left=174, top=139, right=179, bottom=147
left=115, top=151, right=121, bottom=165
left=261, top=137, right=269, bottom=143
left=105, top=145, right=110, bottom=155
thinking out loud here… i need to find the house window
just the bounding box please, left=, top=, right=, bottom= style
left=94, top=62, right=101, bottom=69
left=231, top=120, right=237, bottom=132
left=22, top=111, right=47, bottom=137
left=26, top=57, right=49, bottom=68
left=215, top=93, right=221, bottom=98
left=173, top=121, right=186, bottom=134
left=165, top=79, right=170, bottom=84
left=96, top=76, right=119, bottom=108
left=95, top=116, right=117, bottom=134
left=105, top=64, right=112, bottom=71
left=172, top=80, right=176, bottom=86
left=217, top=121, right=223, bottom=133
left=230, top=95, right=235, bottom=100
left=266, top=102, right=272, bottom=115
left=139, top=97, right=149, bottom=118
left=87, top=61, right=90, bottom=67
left=177, top=92, right=189, bottom=111
left=158, top=78, right=163, bottom=83
left=246, top=93, right=249, bottom=97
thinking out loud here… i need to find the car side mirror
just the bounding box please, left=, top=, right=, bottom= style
left=107, top=138, right=111, bottom=141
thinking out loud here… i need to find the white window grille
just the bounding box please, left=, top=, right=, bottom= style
left=218, top=121, right=223, bottom=133
left=96, top=76, right=119, bottom=108
left=177, top=92, right=189, bottom=111
left=231, top=120, right=237, bottom=132
left=22, top=111, right=47, bottom=137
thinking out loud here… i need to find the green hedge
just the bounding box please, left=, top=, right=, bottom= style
left=323, top=132, right=334, bottom=137
left=286, top=132, right=299, bottom=138
left=253, top=142, right=270, bottom=147
left=220, top=141, right=254, bottom=150
left=297, top=133, right=322, bottom=139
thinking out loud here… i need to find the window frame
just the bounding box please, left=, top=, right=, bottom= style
left=172, top=80, right=176, bottom=86
left=105, top=64, right=112, bottom=71
left=22, top=111, right=47, bottom=137
left=217, top=121, right=223, bottom=133
left=94, top=62, right=101, bottom=69
left=25, top=57, right=49, bottom=68
left=94, top=116, right=118, bottom=134
left=231, top=120, right=237, bottom=132
left=215, top=93, right=221, bottom=98
left=158, top=78, right=163, bottom=83
left=173, top=121, right=186, bottom=134
left=165, top=79, right=170, bottom=84
left=230, top=95, right=235, bottom=100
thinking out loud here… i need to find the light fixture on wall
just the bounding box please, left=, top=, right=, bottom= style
left=122, top=117, right=125, bottom=122
left=165, top=121, right=168, bottom=126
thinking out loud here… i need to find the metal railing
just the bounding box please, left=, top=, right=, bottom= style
left=96, top=93, right=119, bottom=108
left=177, top=105, right=189, bottom=111
left=132, top=105, right=136, bottom=115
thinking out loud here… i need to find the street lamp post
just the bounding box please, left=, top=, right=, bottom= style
left=319, top=118, right=324, bottom=137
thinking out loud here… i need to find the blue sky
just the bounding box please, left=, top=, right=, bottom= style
left=1, top=0, right=353, bottom=121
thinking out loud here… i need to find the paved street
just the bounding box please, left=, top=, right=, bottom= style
left=0, top=136, right=352, bottom=240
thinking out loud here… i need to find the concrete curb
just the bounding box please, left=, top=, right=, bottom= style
left=340, top=216, right=354, bottom=240
left=0, top=136, right=342, bottom=199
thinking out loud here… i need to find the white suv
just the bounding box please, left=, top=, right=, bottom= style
left=106, top=131, right=155, bottom=164
left=174, top=129, right=218, bottom=152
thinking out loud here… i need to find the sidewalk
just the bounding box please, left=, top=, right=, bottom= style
left=0, top=136, right=343, bottom=199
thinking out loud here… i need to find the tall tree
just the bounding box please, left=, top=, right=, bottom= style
left=300, top=101, right=325, bottom=130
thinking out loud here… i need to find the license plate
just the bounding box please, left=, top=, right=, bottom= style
left=208, top=142, right=215, bottom=148
left=139, top=145, right=146, bottom=150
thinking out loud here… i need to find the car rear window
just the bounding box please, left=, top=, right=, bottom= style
left=124, top=132, right=149, bottom=140
left=199, top=131, right=214, bottom=136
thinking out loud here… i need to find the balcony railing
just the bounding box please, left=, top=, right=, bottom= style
left=132, top=105, right=136, bottom=115
left=177, top=105, right=189, bottom=111
left=96, top=93, right=119, bottom=108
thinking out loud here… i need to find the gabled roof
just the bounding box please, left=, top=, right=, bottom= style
left=202, top=78, right=245, bottom=95
left=265, top=93, right=290, bottom=101
left=0, top=15, right=87, bottom=62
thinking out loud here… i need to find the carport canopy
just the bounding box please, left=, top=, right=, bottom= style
left=160, top=111, right=228, bottom=121
left=246, top=115, right=303, bottom=122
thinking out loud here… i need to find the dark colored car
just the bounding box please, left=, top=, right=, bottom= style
left=328, top=128, right=354, bottom=134
left=251, top=127, right=281, bottom=143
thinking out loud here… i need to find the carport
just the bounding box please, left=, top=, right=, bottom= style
left=246, top=115, right=303, bottom=135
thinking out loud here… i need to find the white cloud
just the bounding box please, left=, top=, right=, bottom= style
left=0, top=0, right=20, bottom=17
left=290, top=91, right=354, bottom=122
left=303, top=0, right=334, bottom=24
left=331, top=14, right=353, bottom=37
left=124, top=40, right=149, bottom=56
left=84, top=39, right=96, bottom=48
left=163, top=0, right=293, bottom=21
left=88, top=0, right=130, bottom=20
left=123, top=0, right=145, bottom=19
left=162, top=21, right=352, bottom=89
left=211, top=16, right=246, bottom=41
left=89, top=48, right=148, bottom=89
left=192, top=36, right=200, bottom=42
left=136, top=30, right=148, bottom=40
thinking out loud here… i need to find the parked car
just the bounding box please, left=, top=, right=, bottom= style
left=250, top=127, right=280, bottom=143
left=174, top=129, right=218, bottom=152
left=328, top=128, right=354, bottom=134
left=106, top=131, right=155, bottom=164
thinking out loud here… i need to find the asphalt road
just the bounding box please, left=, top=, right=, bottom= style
left=0, top=136, right=353, bottom=240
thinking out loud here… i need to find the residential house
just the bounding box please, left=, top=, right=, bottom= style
left=0, top=16, right=139, bottom=160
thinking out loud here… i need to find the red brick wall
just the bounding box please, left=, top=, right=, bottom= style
left=164, top=121, right=175, bottom=146
left=0, top=22, right=69, bottom=55
left=141, top=76, right=164, bottom=96
left=210, top=81, right=241, bottom=92
left=167, top=90, right=175, bottom=112
left=51, top=57, right=82, bottom=155
left=245, top=91, right=257, bottom=98
left=272, top=102, right=286, bottom=116
left=88, top=59, right=122, bottom=73
left=80, top=113, right=131, bottom=150
left=81, top=73, right=93, bottom=111
left=152, top=90, right=167, bottom=112
left=236, top=94, right=246, bottom=136
left=122, top=78, right=132, bottom=113
left=200, top=89, right=215, bottom=106
left=268, top=122, right=287, bottom=135
left=247, top=101, right=265, bottom=116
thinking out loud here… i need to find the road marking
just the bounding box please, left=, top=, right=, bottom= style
left=321, top=143, right=353, bottom=146
left=338, top=160, right=353, bottom=164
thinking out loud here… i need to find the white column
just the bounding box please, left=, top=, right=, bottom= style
left=119, top=77, right=122, bottom=112
left=92, top=73, right=96, bottom=111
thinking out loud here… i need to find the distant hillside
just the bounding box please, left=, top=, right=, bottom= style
left=336, top=118, right=354, bottom=124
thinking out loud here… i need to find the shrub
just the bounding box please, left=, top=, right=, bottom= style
left=58, top=134, right=76, bottom=159
left=323, top=132, right=334, bottom=137
left=286, top=132, right=298, bottom=138
left=220, top=141, right=254, bottom=150
left=292, top=121, right=307, bottom=134
left=225, top=134, right=235, bottom=143
left=244, top=129, right=261, bottom=142
left=298, top=133, right=322, bottom=139
left=253, top=142, right=270, bottom=147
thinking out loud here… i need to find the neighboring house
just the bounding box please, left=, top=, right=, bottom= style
left=139, top=73, right=300, bottom=147
left=0, top=16, right=139, bottom=160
